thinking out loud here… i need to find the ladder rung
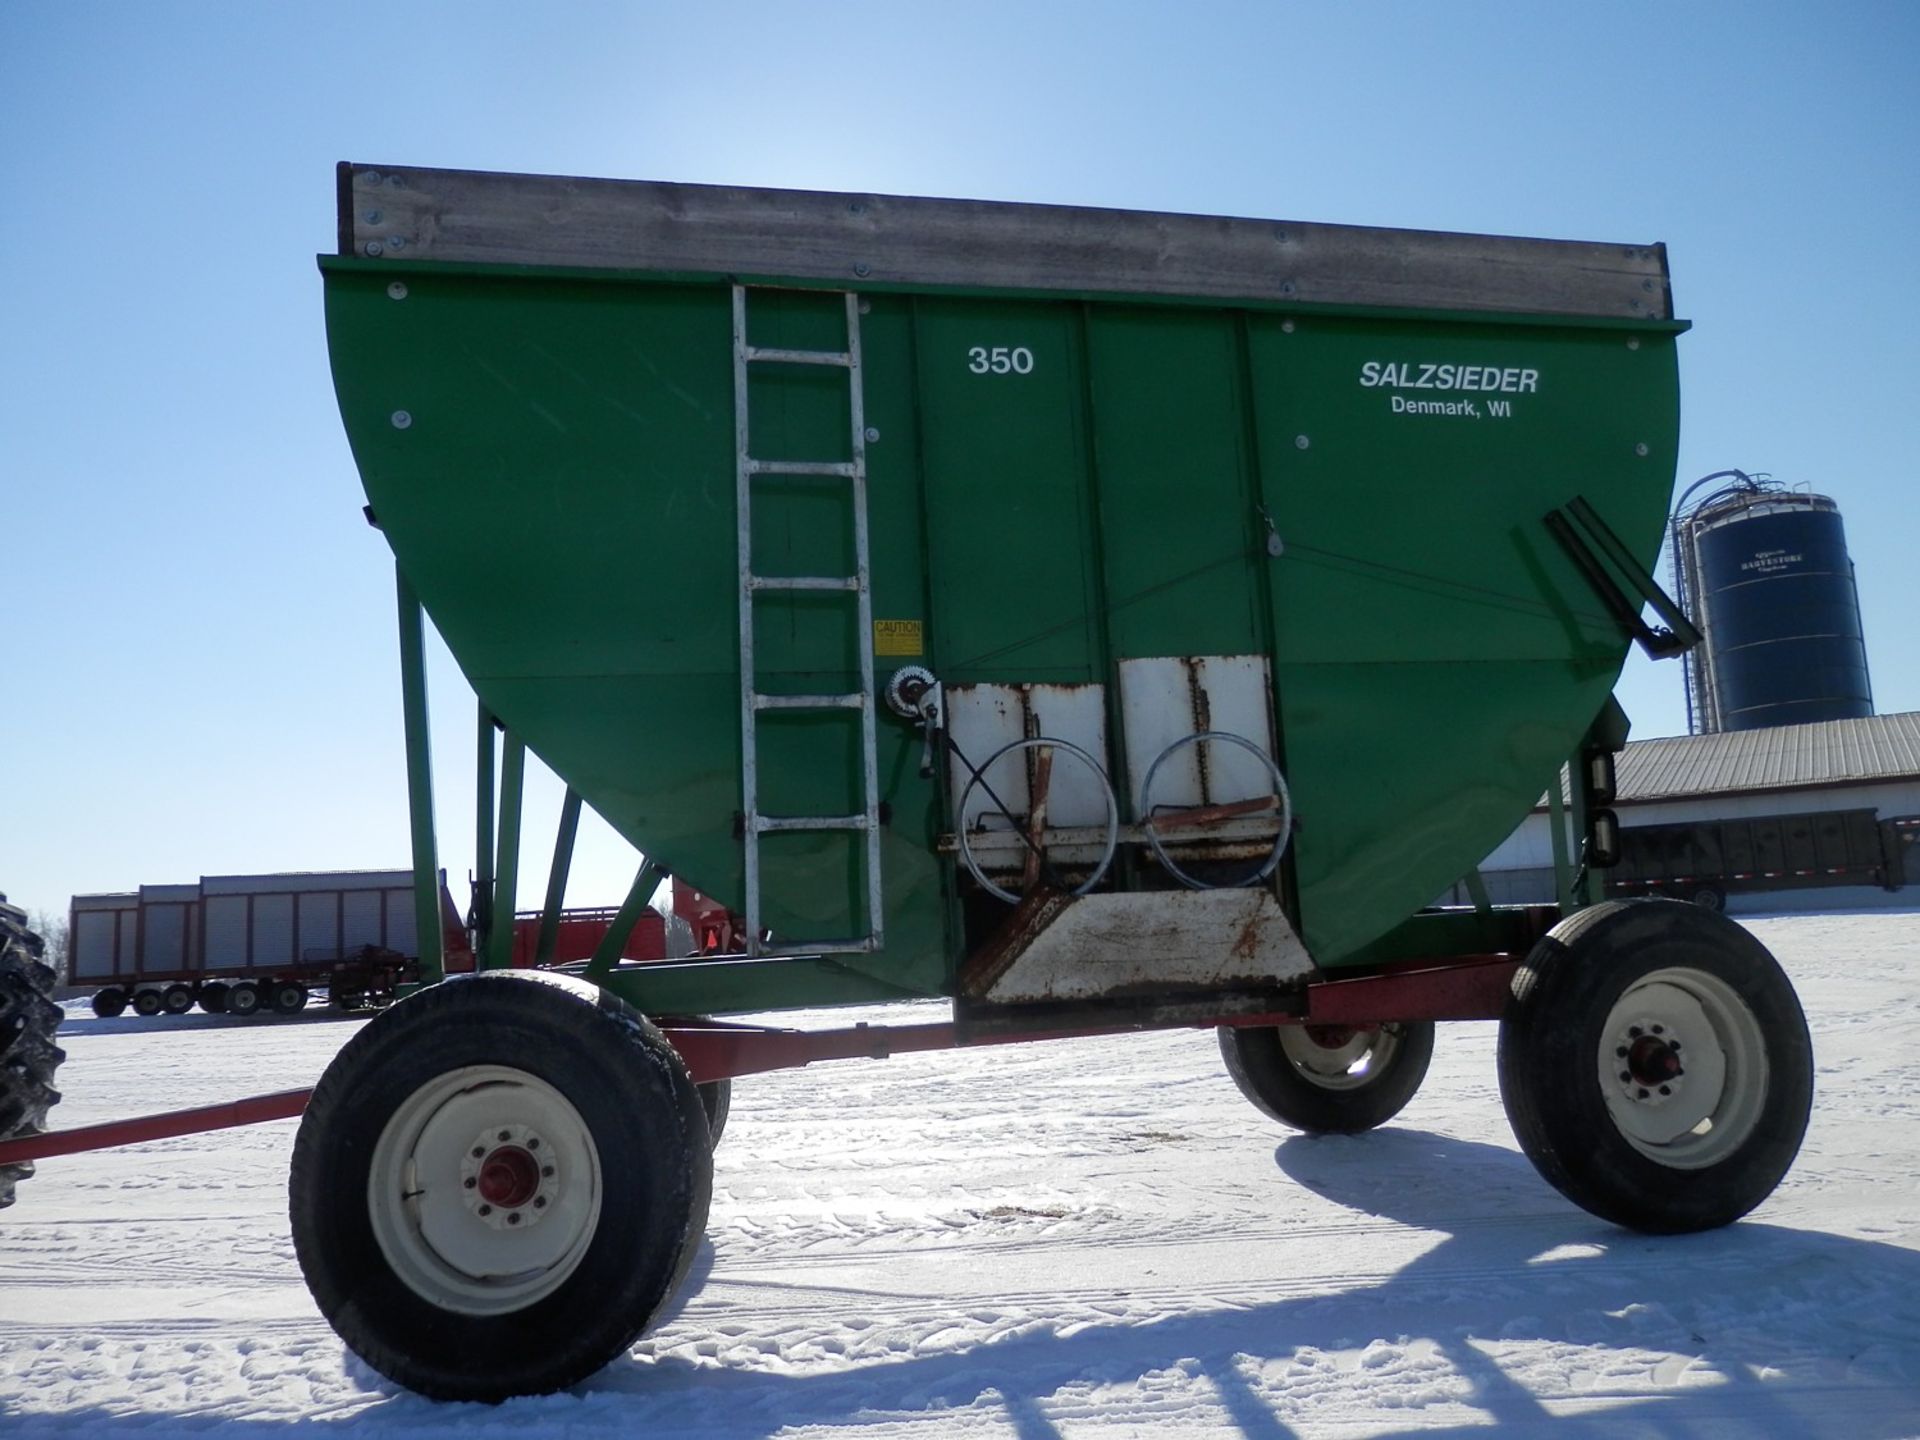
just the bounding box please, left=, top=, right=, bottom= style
left=750, top=575, right=860, bottom=593
left=754, top=693, right=866, bottom=711
left=755, top=814, right=871, bottom=834
left=747, top=460, right=858, bottom=478
left=744, top=345, right=853, bottom=368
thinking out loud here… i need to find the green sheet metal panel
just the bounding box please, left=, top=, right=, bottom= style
left=915, top=299, right=1102, bottom=685
left=1244, top=315, right=1678, bottom=960
left=324, top=168, right=1684, bottom=1007
left=1084, top=307, right=1267, bottom=668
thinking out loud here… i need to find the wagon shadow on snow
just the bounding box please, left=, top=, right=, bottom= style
left=15, top=1135, right=1916, bottom=1437
left=591, top=1131, right=1918, bottom=1437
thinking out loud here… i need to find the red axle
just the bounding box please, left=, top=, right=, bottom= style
left=0, top=958, right=1521, bottom=1168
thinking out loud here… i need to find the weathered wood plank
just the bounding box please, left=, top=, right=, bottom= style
left=339, top=163, right=1673, bottom=320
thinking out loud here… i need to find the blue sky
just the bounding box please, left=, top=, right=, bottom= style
left=5, top=2, right=1917, bottom=922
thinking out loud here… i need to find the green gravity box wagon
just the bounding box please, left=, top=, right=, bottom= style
left=206, top=166, right=1830, bottom=1399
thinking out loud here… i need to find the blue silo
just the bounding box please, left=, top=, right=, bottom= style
left=1673, top=476, right=1872, bottom=733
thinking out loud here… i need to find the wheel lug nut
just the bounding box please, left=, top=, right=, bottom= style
left=1636, top=1088, right=1650, bottom=1100
left=1658, top=1085, right=1672, bottom=1096
left=1616, top=1046, right=1629, bottom=1058
left=477, top=1204, right=493, bottom=1216
left=498, top=1129, right=512, bottom=1142
left=463, top=1177, right=476, bottom=1189
left=471, top=1146, right=485, bottom=1158
left=507, top=1212, right=522, bottom=1226
left=1651, top=1025, right=1663, bottom=1034
left=542, top=1165, right=555, bottom=1178
left=527, top=1136, right=540, bottom=1150
left=1628, top=1026, right=1643, bottom=1038
left=1619, top=1071, right=1632, bottom=1083
left=534, top=1196, right=547, bottom=1209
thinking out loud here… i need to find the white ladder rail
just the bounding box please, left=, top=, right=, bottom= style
left=732, top=286, right=885, bottom=958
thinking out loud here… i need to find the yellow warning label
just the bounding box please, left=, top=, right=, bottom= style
left=874, top=619, right=924, bottom=657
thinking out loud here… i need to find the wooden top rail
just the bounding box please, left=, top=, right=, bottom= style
left=337, top=162, right=1674, bottom=320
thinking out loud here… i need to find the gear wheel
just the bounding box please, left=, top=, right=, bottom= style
left=1, top=896, right=64, bottom=1211
left=883, top=664, right=939, bottom=720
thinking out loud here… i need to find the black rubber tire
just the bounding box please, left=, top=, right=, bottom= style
left=162, top=984, right=194, bottom=1015
left=1498, top=898, right=1813, bottom=1234
left=1, top=901, right=65, bottom=1211
left=225, top=982, right=261, bottom=1018
left=132, top=989, right=163, bottom=1017
left=290, top=970, right=713, bottom=1401
left=199, top=983, right=230, bottom=1014
left=698, top=1078, right=732, bottom=1148
left=1692, top=885, right=1727, bottom=912
left=91, top=988, right=128, bottom=1019
left=1219, top=1019, right=1435, bottom=1134
left=271, top=981, right=307, bottom=1016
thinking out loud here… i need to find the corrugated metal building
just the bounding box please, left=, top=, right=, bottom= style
left=1456, top=710, right=1920, bottom=907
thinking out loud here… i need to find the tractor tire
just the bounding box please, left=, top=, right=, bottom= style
left=1, top=900, right=65, bottom=1211
left=162, top=984, right=194, bottom=1015
left=271, top=981, right=308, bottom=1016
left=1219, top=1019, right=1435, bottom=1134
left=199, top=982, right=230, bottom=1014
left=290, top=970, right=713, bottom=1401
left=132, top=989, right=163, bottom=1017
left=225, top=982, right=261, bottom=1018
left=91, top=987, right=128, bottom=1018
left=698, top=1079, right=732, bottom=1148
left=1498, top=898, right=1813, bottom=1234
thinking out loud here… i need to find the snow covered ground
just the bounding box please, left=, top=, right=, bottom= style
left=3, top=909, right=1918, bottom=1437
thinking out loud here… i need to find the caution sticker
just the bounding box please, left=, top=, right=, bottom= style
left=874, top=619, right=924, bottom=657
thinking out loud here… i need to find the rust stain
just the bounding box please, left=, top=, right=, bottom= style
left=1229, top=909, right=1265, bottom=964
left=957, top=886, right=1074, bottom=998
left=1184, top=658, right=1214, bottom=804
left=1149, top=795, right=1279, bottom=833
left=1020, top=743, right=1056, bottom=894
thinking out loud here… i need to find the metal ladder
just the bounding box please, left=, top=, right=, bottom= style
left=732, top=285, right=883, bottom=958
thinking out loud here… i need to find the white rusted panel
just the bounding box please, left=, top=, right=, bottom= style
left=201, top=869, right=412, bottom=896
left=947, top=682, right=1112, bottom=868
left=1118, top=654, right=1275, bottom=815
left=982, top=888, right=1312, bottom=1005
left=251, top=895, right=295, bottom=967
left=947, top=683, right=1111, bottom=825
left=202, top=895, right=249, bottom=968
left=1196, top=655, right=1279, bottom=800
left=1025, top=685, right=1111, bottom=828
left=298, top=892, right=339, bottom=960
left=342, top=890, right=384, bottom=949
left=947, top=684, right=1029, bottom=822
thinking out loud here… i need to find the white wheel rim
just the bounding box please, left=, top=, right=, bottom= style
left=1596, top=967, right=1768, bottom=1170
left=1278, top=1024, right=1401, bottom=1091
left=956, top=736, right=1119, bottom=904
left=367, top=1064, right=603, bottom=1316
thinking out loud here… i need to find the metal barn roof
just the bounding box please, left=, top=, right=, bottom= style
left=1615, top=710, right=1920, bottom=803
